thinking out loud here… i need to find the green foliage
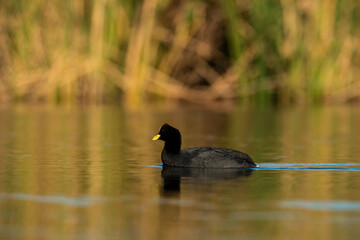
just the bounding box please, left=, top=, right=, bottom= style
left=0, top=0, right=359, bottom=105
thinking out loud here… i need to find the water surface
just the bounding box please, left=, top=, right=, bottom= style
left=0, top=105, right=359, bottom=240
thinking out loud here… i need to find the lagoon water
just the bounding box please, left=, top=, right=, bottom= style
left=0, top=105, right=360, bottom=240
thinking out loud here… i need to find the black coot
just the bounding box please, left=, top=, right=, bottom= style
left=153, top=123, right=257, bottom=168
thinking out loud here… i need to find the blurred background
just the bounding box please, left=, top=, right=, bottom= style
left=0, top=0, right=359, bottom=106
left=1, top=2, right=360, bottom=239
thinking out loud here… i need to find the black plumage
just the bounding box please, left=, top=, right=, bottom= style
left=153, top=123, right=257, bottom=168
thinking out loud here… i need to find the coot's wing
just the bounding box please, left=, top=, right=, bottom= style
left=181, top=147, right=256, bottom=168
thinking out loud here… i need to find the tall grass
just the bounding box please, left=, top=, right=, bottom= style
left=0, top=0, right=359, bottom=105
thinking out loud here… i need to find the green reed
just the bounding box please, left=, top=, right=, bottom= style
left=0, top=0, right=359, bottom=105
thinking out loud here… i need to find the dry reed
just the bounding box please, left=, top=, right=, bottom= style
left=0, top=0, right=359, bottom=105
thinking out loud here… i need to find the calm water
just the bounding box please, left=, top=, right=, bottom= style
left=0, top=105, right=360, bottom=240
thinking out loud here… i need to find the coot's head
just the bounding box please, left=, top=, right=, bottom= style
left=152, top=123, right=181, bottom=142
left=152, top=123, right=181, bottom=153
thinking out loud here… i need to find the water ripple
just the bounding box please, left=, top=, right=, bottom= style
left=282, top=200, right=360, bottom=211
left=254, top=163, right=360, bottom=171
left=0, top=193, right=106, bottom=207
left=148, top=163, right=360, bottom=171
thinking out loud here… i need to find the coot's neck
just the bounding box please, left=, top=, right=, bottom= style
left=163, top=134, right=181, bottom=154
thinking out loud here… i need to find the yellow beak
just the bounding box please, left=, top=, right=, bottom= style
left=152, top=134, right=161, bottom=141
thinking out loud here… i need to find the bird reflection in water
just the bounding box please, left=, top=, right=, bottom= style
left=158, top=166, right=254, bottom=227
left=161, top=165, right=253, bottom=194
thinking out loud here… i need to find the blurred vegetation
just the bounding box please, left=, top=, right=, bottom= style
left=0, top=0, right=359, bottom=105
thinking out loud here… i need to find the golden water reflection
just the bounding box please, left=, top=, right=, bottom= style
left=0, top=105, right=359, bottom=239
